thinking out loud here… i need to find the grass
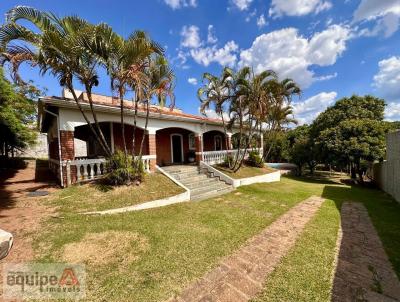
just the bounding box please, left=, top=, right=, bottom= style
left=54, top=172, right=185, bottom=212
left=214, top=163, right=276, bottom=179
left=34, top=173, right=400, bottom=301
left=252, top=199, right=341, bottom=302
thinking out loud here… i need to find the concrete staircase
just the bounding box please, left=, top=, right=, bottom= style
left=162, top=165, right=234, bottom=201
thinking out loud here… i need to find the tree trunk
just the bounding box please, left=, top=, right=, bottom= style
left=68, top=86, right=110, bottom=157
left=85, top=85, right=112, bottom=156
left=119, top=92, right=128, bottom=158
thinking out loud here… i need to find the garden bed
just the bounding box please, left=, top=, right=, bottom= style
left=211, top=163, right=280, bottom=187
left=54, top=172, right=185, bottom=212
left=214, top=164, right=276, bottom=179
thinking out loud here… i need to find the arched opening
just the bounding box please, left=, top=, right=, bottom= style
left=74, top=122, right=148, bottom=158
left=203, top=130, right=227, bottom=151
left=156, top=127, right=196, bottom=166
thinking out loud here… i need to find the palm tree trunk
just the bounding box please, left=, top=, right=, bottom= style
left=138, top=100, right=150, bottom=159
left=84, top=84, right=112, bottom=156
left=68, top=86, right=110, bottom=157
left=132, top=93, right=139, bottom=157
left=119, top=89, right=128, bottom=158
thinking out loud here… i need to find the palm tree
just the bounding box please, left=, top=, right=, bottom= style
left=137, top=55, right=175, bottom=161
left=198, top=67, right=234, bottom=166
left=91, top=26, right=163, bottom=159
left=0, top=6, right=112, bottom=156
left=262, top=78, right=300, bottom=161
left=230, top=67, right=277, bottom=171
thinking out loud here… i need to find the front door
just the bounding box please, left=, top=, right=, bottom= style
left=171, top=134, right=183, bottom=163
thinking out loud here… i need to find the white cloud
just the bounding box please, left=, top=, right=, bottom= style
left=188, top=77, right=198, bottom=85
left=354, top=0, right=400, bottom=37
left=257, top=14, right=267, bottom=28
left=178, top=25, right=238, bottom=67
left=232, top=0, right=253, bottom=11
left=164, top=0, right=197, bottom=9
left=269, top=0, right=332, bottom=18
left=207, top=25, right=218, bottom=44
left=238, top=25, right=350, bottom=88
left=292, top=91, right=337, bottom=124
left=385, top=102, right=400, bottom=121
left=315, top=72, right=338, bottom=81
left=190, top=41, right=239, bottom=67
left=245, top=9, right=257, bottom=22
left=180, top=25, right=202, bottom=48
left=200, top=108, right=231, bottom=121
left=373, top=56, right=400, bottom=101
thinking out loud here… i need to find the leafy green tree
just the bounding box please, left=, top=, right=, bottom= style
left=317, top=119, right=386, bottom=180
left=311, top=95, right=387, bottom=181
left=0, top=67, right=36, bottom=157
left=286, top=125, right=316, bottom=176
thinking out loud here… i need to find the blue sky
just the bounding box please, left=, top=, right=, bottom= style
left=1, top=0, right=400, bottom=123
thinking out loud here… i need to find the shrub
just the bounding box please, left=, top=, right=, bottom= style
left=246, top=150, right=264, bottom=168
left=104, top=150, right=144, bottom=186
left=222, top=154, right=233, bottom=168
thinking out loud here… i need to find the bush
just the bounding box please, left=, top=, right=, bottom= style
left=246, top=150, right=264, bottom=168
left=222, top=154, right=234, bottom=168
left=104, top=150, right=144, bottom=186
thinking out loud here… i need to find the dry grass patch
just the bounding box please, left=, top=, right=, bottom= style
left=62, top=231, right=148, bottom=267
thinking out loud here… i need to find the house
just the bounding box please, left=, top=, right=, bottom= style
left=38, top=89, right=263, bottom=187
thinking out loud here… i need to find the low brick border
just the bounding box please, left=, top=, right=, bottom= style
left=166, top=196, right=324, bottom=302
left=332, top=202, right=400, bottom=301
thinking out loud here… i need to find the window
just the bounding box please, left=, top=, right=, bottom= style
left=189, top=133, right=195, bottom=150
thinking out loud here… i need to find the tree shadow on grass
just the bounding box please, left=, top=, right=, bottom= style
left=322, top=184, right=400, bottom=300
left=284, top=174, right=346, bottom=186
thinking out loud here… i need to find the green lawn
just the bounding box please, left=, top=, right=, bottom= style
left=35, top=173, right=400, bottom=301
left=54, top=172, right=185, bottom=212
left=214, top=164, right=276, bottom=179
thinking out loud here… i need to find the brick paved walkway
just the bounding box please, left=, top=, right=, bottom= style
left=332, top=202, right=400, bottom=302
left=166, top=196, right=324, bottom=302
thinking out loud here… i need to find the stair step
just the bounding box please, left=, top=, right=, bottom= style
left=162, top=166, right=199, bottom=173
left=161, top=165, right=234, bottom=202
left=184, top=178, right=219, bottom=189
left=190, top=182, right=229, bottom=195
left=191, top=187, right=234, bottom=201
left=173, top=173, right=209, bottom=182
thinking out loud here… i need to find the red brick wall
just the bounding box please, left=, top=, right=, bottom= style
left=113, top=124, right=149, bottom=155
left=156, top=128, right=193, bottom=166
left=59, top=130, right=75, bottom=186
left=203, top=131, right=227, bottom=151
left=60, top=131, right=75, bottom=160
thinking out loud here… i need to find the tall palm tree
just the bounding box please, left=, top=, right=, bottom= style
left=91, top=26, right=163, bottom=158
left=137, top=55, right=175, bottom=161
left=0, top=6, right=112, bottom=156
left=198, top=67, right=234, bottom=165
left=262, top=78, right=300, bottom=160
left=230, top=67, right=276, bottom=171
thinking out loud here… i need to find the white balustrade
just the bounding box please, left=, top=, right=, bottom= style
left=63, top=155, right=156, bottom=186
left=202, top=148, right=263, bottom=165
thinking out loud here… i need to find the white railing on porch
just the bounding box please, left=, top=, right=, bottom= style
left=202, top=148, right=263, bottom=165
left=64, top=155, right=156, bottom=186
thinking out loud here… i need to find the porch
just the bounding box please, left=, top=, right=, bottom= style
left=47, top=121, right=262, bottom=187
